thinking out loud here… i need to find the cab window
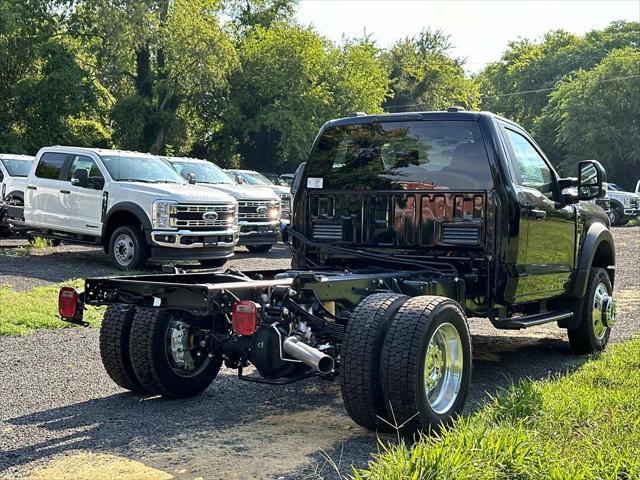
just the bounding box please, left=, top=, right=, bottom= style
left=67, top=155, right=104, bottom=189
left=505, top=129, right=554, bottom=198
left=35, top=153, right=67, bottom=180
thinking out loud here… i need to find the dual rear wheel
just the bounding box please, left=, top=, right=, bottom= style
left=340, top=293, right=472, bottom=435
left=99, top=307, right=221, bottom=397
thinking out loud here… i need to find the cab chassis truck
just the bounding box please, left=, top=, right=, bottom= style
left=59, top=111, right=616, bottom=433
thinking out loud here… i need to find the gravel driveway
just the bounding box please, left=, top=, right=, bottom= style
left=1, top=228, right=638, bottom=479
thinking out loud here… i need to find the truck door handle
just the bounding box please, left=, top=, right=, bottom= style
left=27, top=185, right=37, bottom=190
left=60, top=189, right=71, bottom=194
left=528, top=209, right=546, bottom=219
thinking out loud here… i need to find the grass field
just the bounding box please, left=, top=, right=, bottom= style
left=0, top=280, right=103, bottom=335
left=353, top=339, right=640, bottom=480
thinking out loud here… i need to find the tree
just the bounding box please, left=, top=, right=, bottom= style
left=69, top=0, right=237, bottom=154
left=547, top=48, right=640, bottom=188
left=224, top=0, right=298, bottom=33
left=478, top=21, right=640, bottom=161
left=218, top=24, right=389, bottom=172
left=383, top=29, right=480, bottom=112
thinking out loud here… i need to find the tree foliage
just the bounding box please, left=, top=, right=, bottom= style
left=220, top=24, right=389, bottom=172
left=383, top=29, right=480, bottom=112
left=548, top=48, right=640, bottom=187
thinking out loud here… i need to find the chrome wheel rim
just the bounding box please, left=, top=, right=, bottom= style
left=114, top=233, right=135, bottom=267
left=165, top=320, right=210, bottom=378
left=423, top=322, right=464, bottom=415
left=592, top=282, right=609, bottom=340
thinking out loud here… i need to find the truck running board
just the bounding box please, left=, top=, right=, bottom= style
left=493, top=310, right=573, bottom=330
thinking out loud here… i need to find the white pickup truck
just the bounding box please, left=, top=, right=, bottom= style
left=0, top=154, right=35, bottom=235
left=165, top=157, right=281, bottom=253
left=22, top=146, right=239, bottom=269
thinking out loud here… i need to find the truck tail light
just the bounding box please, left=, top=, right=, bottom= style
left=232, top=300, right=258, bottom=336
left=58, top=287, right=79, bottom=319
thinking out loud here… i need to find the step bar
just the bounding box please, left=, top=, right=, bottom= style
left=493, top=310, right=573, bottom=330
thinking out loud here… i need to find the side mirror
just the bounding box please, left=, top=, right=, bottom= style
left=186, top=173, right=197, bottom=185
left=291, top=162, right=306, bottom=196
left=578, top=160, right=606, bottom=201
left=72, top=169, right=89, bottom=188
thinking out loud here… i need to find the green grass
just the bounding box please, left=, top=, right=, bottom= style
left=353, top=339, right=640, bottom=480
left=30, top=236, right=53, bottom=249
left=0, top=280, right=104, bottom=335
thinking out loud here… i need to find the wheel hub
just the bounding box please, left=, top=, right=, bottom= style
left=423, top=322, right=464, bottom=415
left=592, top=282, right=614, bottom=339
left=114, top=233, right=134, bottom=266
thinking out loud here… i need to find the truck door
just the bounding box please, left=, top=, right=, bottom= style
left=501, top=126, right=576, bottom=302
left=65, top=154, right=106, bottom=235
left=25, top=152, right=69, bottom=229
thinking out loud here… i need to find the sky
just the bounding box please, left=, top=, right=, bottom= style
left=296, top=0, right=640, bottom=72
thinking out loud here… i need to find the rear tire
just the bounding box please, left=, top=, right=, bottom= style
left=99, top=305, right=149, bottom=393
left=246, top=244, right=273, bottom=253
left=381, top=296, right=472, bottom=435
left=129, top=308, right=222, bottom=398
left=109, top=225, right=147, bottom=270
left=340, top=293, right=409, bottom=431
left=567, top=267, right=613, bottom=354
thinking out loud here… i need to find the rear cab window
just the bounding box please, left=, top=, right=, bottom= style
left=35, top=152, right=68, bottom=180
left=304, top=120, right=493, bottom=191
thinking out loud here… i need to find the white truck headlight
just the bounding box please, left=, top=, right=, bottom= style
left=152, top=200, right=176, bottom=229
left=269, top=201, right=280, bottom=220
left=623, top=197, right=632, bottom=208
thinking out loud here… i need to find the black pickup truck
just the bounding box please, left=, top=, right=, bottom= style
left=60, top=110, right=616, bottom=434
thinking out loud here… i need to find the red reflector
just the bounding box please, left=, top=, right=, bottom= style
left=58, top=287, right=78, bottom=318
left=232, top=300, right=258, bottom=336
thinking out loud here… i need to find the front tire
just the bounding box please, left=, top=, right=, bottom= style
left=340, top=293, right=409, bottom=431
left=610, top=207, right=624, bottom=226
left=129, top=308, right=222, bottom=398
left=99, top=305, right=149, bottom=393
left=109, top=225, right=147, bottom=270
left=567, top=267, right=614, bottom=354
left=381, top=296, right=472, bottom=434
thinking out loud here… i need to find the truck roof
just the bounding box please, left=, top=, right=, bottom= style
left=0, top=154, right=35, bottom=160
left=325, top=110, right=506, bottom=128
left=163, top=156, right=210, bottom=164
left=36, top=146, right=160, bottom=158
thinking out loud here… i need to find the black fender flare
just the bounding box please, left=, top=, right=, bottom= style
left=570, top=222, right=615, bottom=298
left=102, top=202, right=152, bottom=251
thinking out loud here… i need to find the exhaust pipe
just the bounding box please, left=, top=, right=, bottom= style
left=283, top=336, right=334, bottom=374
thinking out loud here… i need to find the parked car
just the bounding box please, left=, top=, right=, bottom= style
left=225, top=169, right=291, bottom=224
left=63, top=109, right=615, bottom=434
left=165, top=157, right=281, bottom=253
left=606, top=182, right=640, bottom=226
left=0, top=154, right=35, bottom=235
left=22, top=147, right=239, bottom=269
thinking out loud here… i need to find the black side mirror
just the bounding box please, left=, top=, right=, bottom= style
left=72, top=169, right=89, bottom=188
left=578, top=160, right=606, bottom=200
left=291, top=162, right=306, bottom=196
left=186, top=173, right=197, bottom=185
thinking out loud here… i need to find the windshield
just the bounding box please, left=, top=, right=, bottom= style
left=101, top=155, right=185, bottom=183
left=171, top=161, right=233, bottom=184
left=304, top=121, right=493, bottom=190
left=607, top=183, right=621, bottom=191
left=231, top=171, right=273, bottom=186
left=1, top=158, right=33, bottom=177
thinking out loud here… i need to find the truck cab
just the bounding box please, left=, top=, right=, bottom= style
left=24, top=146, right=239, bottom=269
left=292, top=111, right=613, bottom=319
